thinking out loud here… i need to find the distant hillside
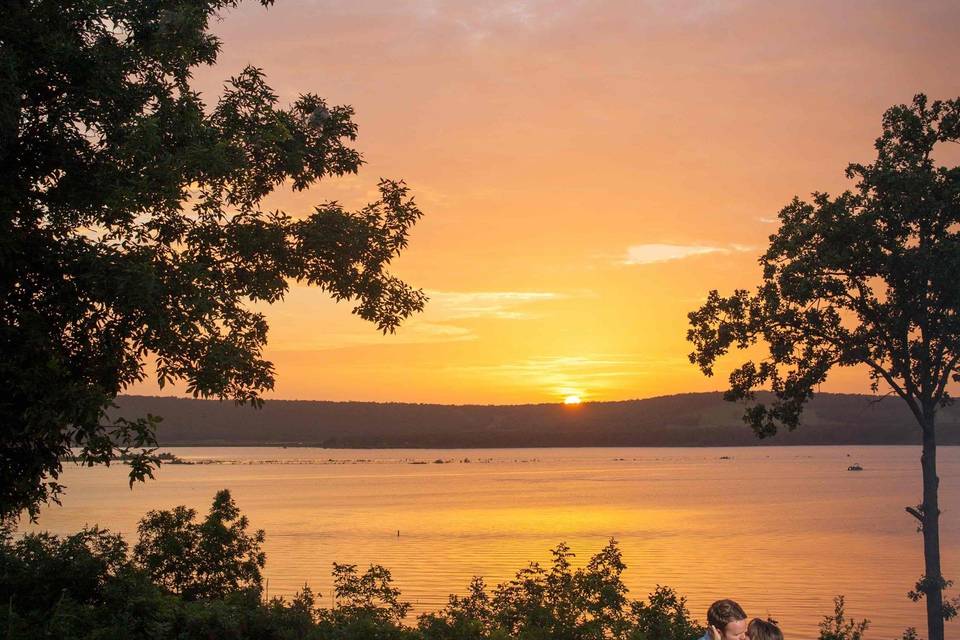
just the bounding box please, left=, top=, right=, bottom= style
left=112, top=392, right=960, bottom=448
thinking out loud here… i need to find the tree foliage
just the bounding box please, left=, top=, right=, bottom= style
left=24, top=491, right=925, bottom=640
left=418, top=539, right=700, bottom=640
left=688, top=94, right=960, bottom=434
left=687, top=94, right=960, bottom=640
left=326, top=561, right=412, bottom=627
left=1, top=510, right=708, bottom=640
left=0, top=525, right=172, bottom=638
left=0, top=0, right=426, bottom=521
left=134, top=488, right=265, bottom=600
left=817, top=596, right=869, bottom=640
left=628, top=584, right=703, bottom=640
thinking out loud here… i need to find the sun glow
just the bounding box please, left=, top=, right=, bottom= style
left=563, top=395, right=582, bottom=405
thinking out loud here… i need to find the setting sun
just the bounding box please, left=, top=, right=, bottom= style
left=563, top=395, right=582, bottom=405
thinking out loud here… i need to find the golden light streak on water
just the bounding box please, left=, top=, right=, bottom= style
left=24, top=446, right=960, bottom=640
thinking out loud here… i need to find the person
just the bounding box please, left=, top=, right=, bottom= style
left=747, top=618, right=784, bottom=640
left=701, top=599, right=749, bottom=640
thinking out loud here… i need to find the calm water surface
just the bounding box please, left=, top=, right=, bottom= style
left=25, top=446, right=960, bottom=640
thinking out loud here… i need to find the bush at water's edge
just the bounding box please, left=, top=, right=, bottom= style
left=0, top=491, right=897, bottom=640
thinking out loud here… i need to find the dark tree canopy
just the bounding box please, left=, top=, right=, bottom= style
left=417, top=539, right=703, bottom=640
left=0, top=0, right=426, bottom=521
left=689, top=95, right=960, bottom=434
left=1, top=515, right=711, bottom=640
left=134, top=489, right=265, bottom=600
left=687, top=94, right=960, bottom=640
left=328, top=562, right=412, bottom=627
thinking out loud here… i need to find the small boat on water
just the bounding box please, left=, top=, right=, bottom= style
left=847, top=463, right=864, bottom=471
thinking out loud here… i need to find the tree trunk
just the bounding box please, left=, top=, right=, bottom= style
left=921, top=411, right=944, bottom=640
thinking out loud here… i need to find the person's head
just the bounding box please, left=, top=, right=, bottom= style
left=747, top=618, right=783, bottom=640
left=707, top=599, right=748, bottom=640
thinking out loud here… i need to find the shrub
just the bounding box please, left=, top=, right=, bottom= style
left=134, top=489, right=265, bottom=600
left=818, top=596, right=870, bottom=640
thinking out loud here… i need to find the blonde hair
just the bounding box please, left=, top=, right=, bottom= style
left=748, top=617, right=783, bottom=640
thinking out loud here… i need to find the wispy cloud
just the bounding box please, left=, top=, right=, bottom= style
left=268, top=321, right=475, bottom=351
left=425, top=290, right=563, bottom=321
left=268, top=290, right=564, bottom=351
left=621, top=243, right=754, bottom=265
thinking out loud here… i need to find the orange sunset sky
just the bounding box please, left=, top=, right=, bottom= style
left=129, top=0, right=960, bottom=405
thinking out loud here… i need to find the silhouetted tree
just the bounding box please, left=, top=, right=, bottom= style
left=688, top=94, right=960, bottom=640
left=486, top=540, right=633, bottom=640
left=0, top=518, right=725, bottom=640
left=420, top=540, right=702, bottom=640
left=134, top=489, right=265, bottom=600
left=817, top=597, right=869, bottom=640
left=0, top=0, right=426, bottom=522
left=418, top=577, right=495, bottom=640
left=0, top=525, right=171, bottom=638
left=628, top=585, right=702, bottom=640
left=326, top=562, right=412, bottom=625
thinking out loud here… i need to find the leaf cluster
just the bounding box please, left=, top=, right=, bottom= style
left=324, top=562, right=412, bottom=627
left=1, top=491, right=889, bottom=640
left=0, top=0, right=426, bottom=522
left=817, top=596, right=869, bottom=640
left=133, top=488, right=265, bottom=600
left=688, top=94, right=960, bottom=437
left=418, top=540, right=703, bottom=640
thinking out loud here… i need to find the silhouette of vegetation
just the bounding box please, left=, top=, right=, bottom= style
left=420, top=541, right=644, bottom=640
left=0, top=491, right=705, bottom=639
left=0, top=524, right=171, bottom=638
left=0, top=0, right=426, bottom=523
left=134, top=489, right=265, bottom=600
left=0, top=491, right=922, bottom=639
left=629, top=585, right=705, bottom=640
left=817, top=596, right=869, bottom=640
left=327, top=562, right=412, bottom=626
left=687, top=94, right=960, bottom=640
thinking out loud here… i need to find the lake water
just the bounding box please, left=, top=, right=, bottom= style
left=24, top=446, right=960, bottom=639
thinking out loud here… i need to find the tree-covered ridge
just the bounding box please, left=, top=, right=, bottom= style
left=2, top=490, right=893, bottom=640
left=111, top=392, right=960, bottom=448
